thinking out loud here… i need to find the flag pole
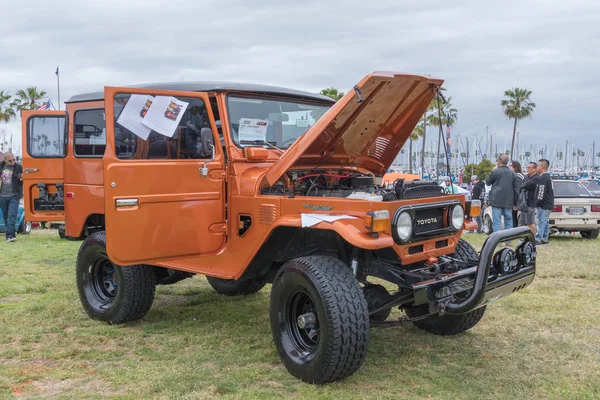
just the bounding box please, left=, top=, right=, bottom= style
left=56, top=66, right=60, bottom=110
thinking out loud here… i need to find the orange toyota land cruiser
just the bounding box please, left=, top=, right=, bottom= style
left=22, top=72, right=537, bottom=384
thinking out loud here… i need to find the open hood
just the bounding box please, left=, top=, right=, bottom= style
left=264, top=71, right=444, bottom=186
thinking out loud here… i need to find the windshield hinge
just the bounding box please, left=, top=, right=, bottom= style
left=353, top=85, right=364, bottom=103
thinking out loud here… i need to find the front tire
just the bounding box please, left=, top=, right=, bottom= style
left=270, top=256, right=370, bottom=384
left=405, top=239, right=486, bottom=335
left=482, top=214, right=493, bottom=235
left=206, top=275, right=267, bottom=296
left=581, top=229, right=599, bottom=240
left=76, top=232, right=156, bottom=324
left=18, top=220, right=31, bottom=235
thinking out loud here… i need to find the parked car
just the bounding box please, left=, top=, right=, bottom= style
left=0, top=199, right=32, bottom=235
left=482, top=179, right=600, bottom=239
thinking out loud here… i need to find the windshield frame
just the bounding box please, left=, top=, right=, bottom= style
left=224, top=93, right=333, bottom=151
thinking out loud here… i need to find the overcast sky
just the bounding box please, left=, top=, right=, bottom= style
left=1, top=0, right=599, bottom=160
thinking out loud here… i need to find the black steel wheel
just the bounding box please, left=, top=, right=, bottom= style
left=76, top=232, right=155, bottom=324
left=270, top=256, right=370, bottom=384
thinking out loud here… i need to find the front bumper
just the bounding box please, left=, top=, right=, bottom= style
left=412, top=226, right=537, bottom=316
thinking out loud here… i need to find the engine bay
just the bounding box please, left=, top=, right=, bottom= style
left=261, top=169, right=446, bottom=201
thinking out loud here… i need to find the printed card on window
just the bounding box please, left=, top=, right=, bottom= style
left=141, top=96, right=189, bottom=138
left=238, top=118, right=268, bottom=142
left=115, top=94, right=154, bottom=140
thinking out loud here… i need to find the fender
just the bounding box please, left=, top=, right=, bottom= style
left=272, top=214, right=394, bottom=250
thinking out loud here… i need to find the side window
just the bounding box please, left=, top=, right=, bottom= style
left=27, top=116, right=67, bottom=158
left=74, top=109, right=106, bottom=157
left=114, top=94, right=213, bottom=160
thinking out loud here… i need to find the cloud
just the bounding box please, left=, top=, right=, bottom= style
left=1, top=0, right=599, bottom=159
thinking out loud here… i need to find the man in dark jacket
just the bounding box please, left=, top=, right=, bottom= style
left=520, top=162, right=540, bottom=236
left=534, top=159, right=554, bottom=245
left=485, top=154, right=519, bottom=233
left=0, top=152, right=24, bottom=242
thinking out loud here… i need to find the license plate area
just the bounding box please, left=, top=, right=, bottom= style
left=568, top=207, right=585, bottom=215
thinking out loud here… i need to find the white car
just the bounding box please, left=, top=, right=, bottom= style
left=482, top=179, right=600, bottom=239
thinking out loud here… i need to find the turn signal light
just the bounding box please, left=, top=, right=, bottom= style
left=552, top=205, right=562, bottom=212
left=469, top=200, right=482, bottom=217
left=365, top=210, right=390, bottom=233
left=591, top=205, right=600, bottom=212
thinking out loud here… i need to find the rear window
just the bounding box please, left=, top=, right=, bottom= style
left=26, top=116, right=67, bottom=158
left=74, top=109, right=106, bottom=157
left=553, top=181, right=592, bottom=197
left=581, top=181, right=600, bottom=195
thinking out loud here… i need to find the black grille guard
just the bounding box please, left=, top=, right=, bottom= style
left=442, top=226, right=536, bottom=315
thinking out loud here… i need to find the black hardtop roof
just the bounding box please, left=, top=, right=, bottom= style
left=66, top=81, right=335, bottom=104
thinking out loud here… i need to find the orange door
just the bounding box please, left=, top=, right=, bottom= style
left=20, top=110, right=67, bottom=222
left=103, top=87, right=226, bottom=266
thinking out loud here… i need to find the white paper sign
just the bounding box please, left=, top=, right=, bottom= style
left=300, top=214, right=357, bottom=228
left=116, top=94, right=154, bottom=140
left=238, top=118, right=268, bottom=142
left=141, top=96, right=189, bottom=138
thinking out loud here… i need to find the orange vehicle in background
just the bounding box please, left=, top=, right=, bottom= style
left=22, top=72, right=537, bottom=384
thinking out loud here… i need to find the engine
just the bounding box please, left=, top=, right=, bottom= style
left=261, top=170, right=446, bottom=201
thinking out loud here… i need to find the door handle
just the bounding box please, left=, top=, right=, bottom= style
left=116, top=198, right=139, bottom=208
left=24, top=168, right=39, bottom=174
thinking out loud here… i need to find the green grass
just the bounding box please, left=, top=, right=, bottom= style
left=1, top=230, right=599, bottom=399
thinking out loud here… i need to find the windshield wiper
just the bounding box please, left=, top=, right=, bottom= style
left=240, top=140, right=283, bottom=153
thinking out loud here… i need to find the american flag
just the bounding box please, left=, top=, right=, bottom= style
left=37, top=100, right=51, bottom=111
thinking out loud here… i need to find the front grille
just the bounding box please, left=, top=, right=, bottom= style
left=413, top=208, right=445, bottom=234
left=400, top=181, right=445, bottom=200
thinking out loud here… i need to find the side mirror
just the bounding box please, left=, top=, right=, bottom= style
left=200, top=127, right=214, bottom=158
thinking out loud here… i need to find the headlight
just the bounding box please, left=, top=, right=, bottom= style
left=493, top=248, right=518, bottom=275
left=516, top=241, right=536, bottom=267
left=395, top=211, right=413, bottom=242
left=450, top=204, right=464, bottom=230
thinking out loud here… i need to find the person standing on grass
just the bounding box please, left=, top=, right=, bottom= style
left=0, top=152, right=24, bottom=242
left=520, top=162, right=540, bottom=237
left=509, top=160, right=525, bottom=228
left=485, top=154, right=519, bottom=237
left=534, top=159, right=554, bottom=245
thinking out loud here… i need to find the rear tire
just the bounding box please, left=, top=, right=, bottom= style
left=270, top=256, right=370, bottom=384
left=405, top=239, right=486, bottom=335
left=76, top=232, right=155, bottom=324
left=206, top=275, right=267, bottom=296
left=581, top=229, right=599, bottom=239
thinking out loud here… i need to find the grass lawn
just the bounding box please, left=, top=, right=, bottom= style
left=1, top=230, right=599, bottom=399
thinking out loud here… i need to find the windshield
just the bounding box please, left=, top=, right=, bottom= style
left=226, top=96, right=331, bottom=149
left=553, top=181, right=593, bottom=197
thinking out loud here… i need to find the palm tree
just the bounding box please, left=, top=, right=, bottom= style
left=0, top=91, right=16, bottom=122
left=428, top=95, right=458, bottom=173
left=501, top=88, right=536, bottom=158
left=319, top=87, right=345, bottom=101
left=408, top=123, right=424, bottom=173
left=12, top=86, right=48, bottom=111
